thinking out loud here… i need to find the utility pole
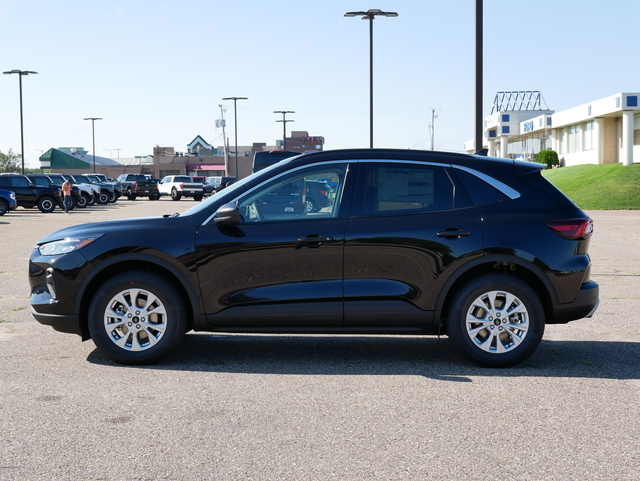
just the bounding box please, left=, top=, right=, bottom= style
left=274, top=111, right=295, bottom=151
left=429, top=108, right=438, bottom=151
left=218, top=104, right=229, bottom=176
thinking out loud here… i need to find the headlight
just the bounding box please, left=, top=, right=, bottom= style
left=38, top=233, right=105, bottom=256
left=10, top=192, right=16, bottom=200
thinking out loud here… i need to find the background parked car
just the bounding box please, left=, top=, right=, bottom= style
left=252, top=150, right=300, bottom=173
left=0, top=189, right=17, bottom=215
left=0, top=173, right=62, bottom=213
left=202, top=176, right=220, bottom=196
left=47, top=173, right=95, bottom=207
left=216, top=176, right=237, bottom=192
left=26, top=174, right=83, bottom=210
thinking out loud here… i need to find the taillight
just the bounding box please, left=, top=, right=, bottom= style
left=133, top=182, right=138, bottom=190
left=546, top=218, right=593, bottom=240
left=179, top=184, right=184, bottom=189
left=319, top=190, right=327, bottom=196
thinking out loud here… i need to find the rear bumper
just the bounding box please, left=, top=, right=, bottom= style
left=550, top=280, right=599, bottom=324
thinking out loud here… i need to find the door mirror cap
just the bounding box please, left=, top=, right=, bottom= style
left=214, top=203, right=241, bottom=226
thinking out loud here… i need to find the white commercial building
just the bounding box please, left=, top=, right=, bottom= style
left=465, top=91, right=640, bottom=166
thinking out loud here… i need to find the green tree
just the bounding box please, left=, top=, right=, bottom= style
left=535, top=149, right=560, bottom=169
left=0, top=149, right=21, bottom=173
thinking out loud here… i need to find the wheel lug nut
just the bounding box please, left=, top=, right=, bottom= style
left=128, top=322, right=132, bottom=326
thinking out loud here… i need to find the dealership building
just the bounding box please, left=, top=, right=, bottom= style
left=465, top=91, right=640, bottom=166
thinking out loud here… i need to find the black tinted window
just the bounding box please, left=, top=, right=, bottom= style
left=354, top=163, right=456, bottom=216
left=12, top=177, right=31, bottom=188
left=454, top=169, right=509, bottom=206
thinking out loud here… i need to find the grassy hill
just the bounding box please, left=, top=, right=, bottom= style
left=541, top=163, right=640, bottom=210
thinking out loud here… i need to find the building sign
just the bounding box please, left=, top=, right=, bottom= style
left=523, top=121, right=534, bottom=133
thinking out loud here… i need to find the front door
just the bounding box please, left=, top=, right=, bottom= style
left=194, top=162, right=353, bottom=328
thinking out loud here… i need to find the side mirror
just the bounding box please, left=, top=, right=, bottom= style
left=214, top=203, right=241, bottom=226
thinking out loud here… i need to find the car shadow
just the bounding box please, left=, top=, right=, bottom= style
left=86, top=334, right=640, bottom=381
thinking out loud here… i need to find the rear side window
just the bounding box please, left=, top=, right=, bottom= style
left=352, top=162, right=462, bottom=216
left=453, top=169, right=509, bottom=207
left=12, top=177, right=31, bottom=188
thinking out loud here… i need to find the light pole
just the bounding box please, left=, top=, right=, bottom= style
left=274, top=111, right=295, bottom=151
left=3, top=69, right=38, bottom=174
left=83, top=118, right=102, bottom=173
left=344, top=9, right=397, bottom=148
left=475, top=0, right=484, bottom=154
left=222, top=97, right=248, bottom=179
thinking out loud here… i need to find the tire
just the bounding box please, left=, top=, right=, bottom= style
left=149, top=194, right=158, bottom=200
left=88, top=271, right=187, bottom=365
left=97, top=192, right=110, bottom=204
left=108, top=192, right=117, bottom=203
left=127, top=189, right=137, bottom=201
left=86, top=193, right=96, bottom=206
left=0, top=199, right=7, bottom=216
left=76, top=194, right=88, bottom=208
left=194, top=193, right=203, bottom=202
left=37, top=196, right=56, bottom=213
left=171, top=188, right=181, bottom=201
left=305, top=199, right=316, bottom=213
left=446, top=274, right=545, bottom=368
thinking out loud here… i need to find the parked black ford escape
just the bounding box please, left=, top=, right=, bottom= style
left=29, top=149, right=599, bottom=367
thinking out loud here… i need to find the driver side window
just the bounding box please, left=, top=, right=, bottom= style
left=238, top=164, right=347, bottom=223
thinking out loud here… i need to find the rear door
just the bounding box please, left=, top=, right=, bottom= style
left=343, top=160, right=484, bottom=328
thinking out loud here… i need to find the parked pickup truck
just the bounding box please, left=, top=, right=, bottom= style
left=116, top=174, right=160, bottom=200
left=158, top=175, right=204, bottom=201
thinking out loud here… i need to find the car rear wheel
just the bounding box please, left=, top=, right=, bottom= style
left=37, top=196, right=56, bottom=213
left=97, top=192, right=110, bottom=204
left=88, top=271, right=186, bottom=365
left=447, top=274, right=545, bottom=368
left=171, top=188, right=181, bottom=201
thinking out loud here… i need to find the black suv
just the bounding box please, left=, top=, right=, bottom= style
left=26, top=174, right=83, bottom=210
left=29, top=149, right=599, bottom=367
left=0, top=173, right=62, bottom=213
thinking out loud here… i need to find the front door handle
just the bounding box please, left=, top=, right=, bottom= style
left=436, top=229, right=472, bottom=239
left=297, top=235, right=334, bottom=247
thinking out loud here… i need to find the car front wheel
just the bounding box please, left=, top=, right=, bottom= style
left=0, top=199, right=8, bottom=216
left=88, top=271, right=187, bottom=365
left=447, top=274, right=545, bottom=368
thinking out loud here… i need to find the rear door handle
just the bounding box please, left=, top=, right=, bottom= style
left=436, top=229, right=472, bottom=239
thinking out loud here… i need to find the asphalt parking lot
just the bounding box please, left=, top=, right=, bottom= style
left=1, top=199, right=638, bottom=480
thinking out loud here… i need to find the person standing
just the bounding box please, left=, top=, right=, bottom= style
left=62, top=179, right=73, bottom=214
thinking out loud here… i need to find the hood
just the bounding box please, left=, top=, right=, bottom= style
left=35, top=215, right=180, bottom=245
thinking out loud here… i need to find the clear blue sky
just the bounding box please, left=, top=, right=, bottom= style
left=2, top=0, right=639, bottom=168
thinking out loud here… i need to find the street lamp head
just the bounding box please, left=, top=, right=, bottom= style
left=83, top=117, right=103, bottom=121
left=344, top=9, right=398, bottom=19
left=3, top=70, right=38, bottom=75
left=222, top=97, right=248, bottom=101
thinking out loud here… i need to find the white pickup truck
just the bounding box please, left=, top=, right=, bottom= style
left=158, top=175, right=204, bottom=201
